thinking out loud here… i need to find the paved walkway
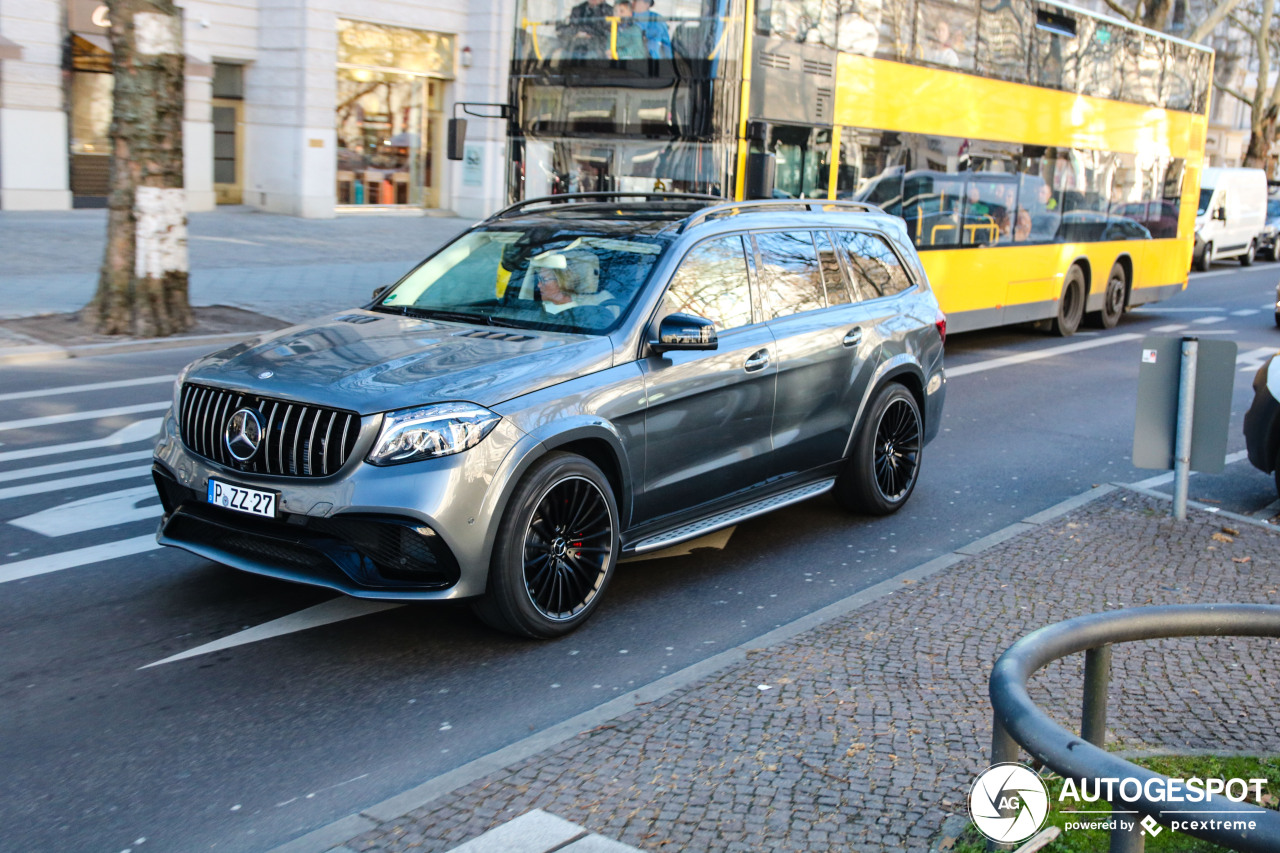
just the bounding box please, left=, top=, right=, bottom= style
left=0, top=207, right=472, bottom=323
left=260, top=487, right=1280, bottom=853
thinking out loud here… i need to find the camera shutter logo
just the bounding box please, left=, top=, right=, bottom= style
left=225, top=408, right=264, bottom=461
left=968, top=762, right=1050, bottom=843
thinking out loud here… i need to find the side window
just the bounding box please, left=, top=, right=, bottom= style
left=815, top=230, right=853, bottom=305
left=835, top=231, right=914, bottom=300
left=753, top=230, right=826, bottom=320
left=663, top=235, right=754, bottom=331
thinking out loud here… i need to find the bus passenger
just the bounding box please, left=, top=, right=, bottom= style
left=561, top=0, right=614, bottom=58
left=614, top=2, right=648, bottom=58
left=631, top=0, right=673, bottom=58
left=926, top=21, right=959, bottom=67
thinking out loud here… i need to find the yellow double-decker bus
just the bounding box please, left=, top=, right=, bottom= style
left=507, top=0, right=1212, bottom=335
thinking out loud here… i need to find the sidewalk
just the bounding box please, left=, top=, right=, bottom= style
left=265, top=486, right=1280, bottom=853
left=0, top=207, right=473, bottom=324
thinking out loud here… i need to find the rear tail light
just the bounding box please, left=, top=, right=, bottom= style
left=935, top=309, right=947, bottom=345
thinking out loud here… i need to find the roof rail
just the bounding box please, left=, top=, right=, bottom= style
left=680, top=199, right=885, bottom=231
left=490, top=192, right=726, bottom=220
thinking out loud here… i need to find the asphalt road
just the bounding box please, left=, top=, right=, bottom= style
left=2, top=261, right=1278, bottom=853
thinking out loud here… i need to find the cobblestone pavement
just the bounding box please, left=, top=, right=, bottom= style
left=338, top=490, right=1280, bottom=853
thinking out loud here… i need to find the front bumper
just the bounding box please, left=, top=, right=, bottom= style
left=151, top=405, right=536, bottom=600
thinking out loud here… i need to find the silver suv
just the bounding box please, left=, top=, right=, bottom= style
left=152, top=194, right=947, bottom=638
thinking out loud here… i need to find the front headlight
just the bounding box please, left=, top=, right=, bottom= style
left=367, top=402, right=501, bottom=466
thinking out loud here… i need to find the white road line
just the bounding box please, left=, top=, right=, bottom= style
left=1134, top=306, right=1226, bottom=313
left=948, top=333, right=1143, bottom=378
left=1150, top=324, right=1188, bottom=333
left=11, top=486, right=160, bottom=536
left=1191, top=268, right=1250, bottom=279
left=0, top=419, right=160, bottom=464
left=1232, top=309, right=1261, bottom=316
left=0, top=466, right=149, bottom=501
left=1129, top=449, right=1251, bottom=489
left=0, top=535, right=159, bottom=584
left=0, top=449, right=154, bottom=483
left=1192, top=316, right=1226, bottom=324
left=0, top=375, right=175, bottom=403
left=0, top=402, right=170, bottom=433
left=140, top=598, right=405, bottom=669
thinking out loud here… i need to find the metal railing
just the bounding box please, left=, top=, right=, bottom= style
left=989, top=604, right=1280, bottom=852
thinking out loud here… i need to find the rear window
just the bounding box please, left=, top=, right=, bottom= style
left=834, top=231, right=914, bottom=300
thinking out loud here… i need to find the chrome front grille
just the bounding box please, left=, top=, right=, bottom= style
left=179, top=383, right=361, bottom=477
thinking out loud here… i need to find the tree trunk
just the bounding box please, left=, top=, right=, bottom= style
left=91, top=0, right=192, bottom=336
left=1244, top=103, right=1278, bottom=169
left=1139, top=0, right=1172, bottom=31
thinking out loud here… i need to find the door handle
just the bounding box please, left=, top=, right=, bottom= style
left=843, top=328, right=863, bottom=348
left=743, top=349, right=771, bottom=372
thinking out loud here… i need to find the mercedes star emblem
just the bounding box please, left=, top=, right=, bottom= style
left=225, top=407, right=264, bottom=461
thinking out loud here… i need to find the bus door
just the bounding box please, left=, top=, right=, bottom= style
left=765, top=125, right=832, bottom=199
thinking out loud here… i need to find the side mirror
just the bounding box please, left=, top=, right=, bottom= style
left=649, top=312, right=718, bottom=353
left=447, top=118, right=467, bottom=161
left=1214, top=207, right=1226, bottom=221
left=371, top=284, right=392, bottom=302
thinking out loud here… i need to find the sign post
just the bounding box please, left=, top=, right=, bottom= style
left=1133, top=336, right=1236, bottom=519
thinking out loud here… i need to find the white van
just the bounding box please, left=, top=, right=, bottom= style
left=1194, top=166, right=1269, bottom=270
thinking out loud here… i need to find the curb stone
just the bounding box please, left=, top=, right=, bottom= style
left=0, top=330, right=276, bottom=365
left=267, top=484, right=1120, bottom=853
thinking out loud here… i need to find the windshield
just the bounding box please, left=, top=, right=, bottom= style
left=1197, top=188, right=1213, bottom=216
left=375, top=226, right=670, bottom=335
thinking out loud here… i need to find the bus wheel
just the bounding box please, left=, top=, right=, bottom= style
left=1196, top=243, right=1213, bottom=272
left=1241, top=240, right=1256, bottom=266
left=1050, top=267, right=1086, bottom=337
left=1090, top=262, right=1126, bottom=329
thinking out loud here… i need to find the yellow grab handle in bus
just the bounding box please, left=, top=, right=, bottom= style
left=521, top=19, right=544, bottom=61
left=931, top=223, right=956, bottom=245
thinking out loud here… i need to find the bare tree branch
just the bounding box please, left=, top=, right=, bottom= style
left=1101, top=0, right=1139, bottom=22
left=1192, top=0, right=1248, bottom=42
left=1216, top=82, right=1253, bottom=104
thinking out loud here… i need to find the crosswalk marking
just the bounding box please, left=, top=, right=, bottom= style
left=0, top=535, right=159, bottom=584
left=0, top=466, right=150, bottom=501
left=0, top=402, right=170, bottom=433
left=0, top=375, right=175, bottom=403
left=0, top=419, right=161, bottom=464
left=140, top=598, right=404, bottom=669
left=11, top=486, right=161, bottom=536
left=0, top=450, right=153, bottom=484
left=1231, top=309, right=1261, bottom=316
left=1237, top=347, right=1278, bottom=374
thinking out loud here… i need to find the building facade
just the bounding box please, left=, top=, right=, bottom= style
left=0, top=0, right=515, bottom=218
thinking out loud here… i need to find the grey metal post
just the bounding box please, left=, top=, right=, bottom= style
left=1172, top=337, right=1198, bottom=521
left=1110, top=812, right=1145, bottom=852
left=1081, top=644, right=1112, bottom=746
left=991, top=713, right=1018, bottom=765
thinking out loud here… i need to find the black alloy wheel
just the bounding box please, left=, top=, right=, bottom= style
left=835, top=383, right=922, bottom=515
left=521, top=475, right=613, bottom=622
left=474, top=452, right=619, bottom=638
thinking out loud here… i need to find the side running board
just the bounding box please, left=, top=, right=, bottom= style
left=627, top=478, right=835, bottom=554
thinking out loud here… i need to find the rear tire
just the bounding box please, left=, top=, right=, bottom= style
left=1089, top=262, right=1126, bottom=329
left=1050, top=266, right=1086, bottom=337
left=1195, top=243, right=1213, bottom=272
left=1242, top=240, right=1256, bottom=266
left=472, top=452, right=619, bottom=639
left=835, top=383, right=922, bottom=515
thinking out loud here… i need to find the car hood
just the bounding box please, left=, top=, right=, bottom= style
left=183, top=310, right=615, bottom=414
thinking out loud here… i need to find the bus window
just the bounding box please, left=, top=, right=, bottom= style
left=976, top=0, right=1032, bottom=83
left=916, top=0, right=975, bottom=70
left=961, top=175, right=1014, bottom=245
left=770, top=125, right=824, bottom=198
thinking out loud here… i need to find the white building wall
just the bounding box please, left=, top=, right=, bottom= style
left=0, top=0, right=513, bottom=215
left=0, top=0, right=71, bottom=209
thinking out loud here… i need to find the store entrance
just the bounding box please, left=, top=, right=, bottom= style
left=335, top=70, right=444, bottom=208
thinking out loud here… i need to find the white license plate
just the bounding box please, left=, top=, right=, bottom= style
left=207, top=478, right=278, bottom=519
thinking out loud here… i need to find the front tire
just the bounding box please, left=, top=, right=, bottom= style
left=1050, top=266, right=1086, bottom=337
left=835, top=383, right=922, bottom=515
left=473, top=452, right=619, bottom=639
left=1196, top=243, right=1213, bottom=272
